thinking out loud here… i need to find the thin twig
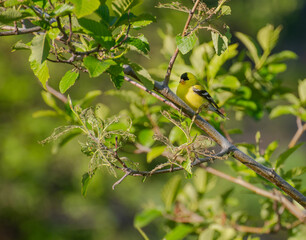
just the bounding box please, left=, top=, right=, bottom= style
left=201, top=166, right=306, bottom=221
left=288, top=117, right=306, bottom=148
left=112, top=172, right=130, bottom=190
left=163, top=0, right=201, bottom=86
left=46, top=83, right=68, bottom=104
left=124, top=64, right=306, bottom=208
left=0, top=26, right=41, bottom=36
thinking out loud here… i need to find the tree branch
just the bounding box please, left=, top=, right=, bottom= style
left=288, top=117, right=306, bottom=148
left=45, top=83, right=68, bottom=104
left=163, top=0, right=201, bottom=86
left=0, top=26, right=41, bottom=36
left=123, top=65, right=306, bottom=208
left=201, top=166, right=306, bottom=222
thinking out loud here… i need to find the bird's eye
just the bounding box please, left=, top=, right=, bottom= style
left=180, top=73, right=189, bottom=81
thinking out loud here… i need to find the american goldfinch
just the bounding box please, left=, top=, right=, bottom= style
left=176, top=72, right=227, bottom=119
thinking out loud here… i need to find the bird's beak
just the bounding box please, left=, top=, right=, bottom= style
left=179, top=78, right=185, bottom=84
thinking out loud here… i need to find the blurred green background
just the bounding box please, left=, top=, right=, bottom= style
left=0, top=0, right=305, bottom=239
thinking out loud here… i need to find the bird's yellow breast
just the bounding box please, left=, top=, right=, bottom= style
left=177, top=84, right=208, bottom=111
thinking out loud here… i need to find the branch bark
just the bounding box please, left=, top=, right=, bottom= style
left=288, top=117, right=306, bottom=148
left=123, top=65, right=306, bottom=209
left=0, top=26, right=41, bottom=36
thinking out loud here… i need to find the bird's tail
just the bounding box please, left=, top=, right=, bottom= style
left=209, top=105, right=229, bottom=120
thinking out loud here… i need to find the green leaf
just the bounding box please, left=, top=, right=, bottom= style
left=78, top=18, right=114, bottom=48
left=298, top=79, right=306, bottom=104
left=266, top=50, right=297, bottom=64
left=11, top=40, right=30, bottom=52
left=41, top=91, right=58, bottom=109
left=267, top=63, right=286, bottom=74
left=212, top=75, right=240, bottom=89
left=0, top=8, right=23, bottom=24
left=46, top=28, right=60, bottom=40
left=162, top=175, right=181, bottom=212
left=164, top=224, right=193, bottom=240
left=233, top=99, right=257, bottom=110
left=112, top=0, right=142, bottom=17
left=211, top=27, right=231, bottom=55
left=134, top=66, right=154, bottom=90
left=131, top=13, right=156, bottom=29
left=127, top=35, right=150, bottom=55
left=207, top=44, right=238, bottom=81
left=69, top=0, right=100, bottom=18
left=284, top=167, right=306, bottom=178
left=193, top=168, right=207, bottom=194
left=169, top=126, right=187, bottom=144
left=83, top=56, right=116, bottom=78
left=257, top=24, right=282, bottom=52
left=30, top=34, right=50, bottom=64
left=81, top=171, right=96, bottom=197
left=77, top=90, right=102, bottom=107
left=107, top=65, right=125, bottom=89
left=264, top=141, right=278, bottom=161
left=176, top=32, right=198, bottom=55
left=269, top=105, right=296, bottom=119
left=59, top=70, right=80, bottom=93
left=182, top=156, right=192, bottom=176
left=235, top=32, right=260, bottom=64
left=275, top=143, right=304, bottom=169
left=4, top=0, right=27, bottom=7
left=220, top=5, right=231, bottom=15
left=255, top=131, right=261, bottom=145
left=199, top=228, right=215, bottom=240
left=53, top=4, right=74, bottom=17
left=147, top=146, right=166, bottom=163
left=30, top=60, right=49, bottom=89
left=138, top=129, right=154, bottom=147
left=134, top=209, right=162, bottom=228
left=32, top=110, right=58, bottom=118
left=95, top=103, right=110, bottom=120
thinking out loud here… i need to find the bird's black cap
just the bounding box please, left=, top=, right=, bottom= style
left=180, top=72, right=189, bottom=81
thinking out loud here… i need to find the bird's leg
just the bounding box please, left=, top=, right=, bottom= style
left=189, top=105, right=205, bottom=132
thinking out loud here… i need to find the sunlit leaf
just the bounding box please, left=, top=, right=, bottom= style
left=176, top=32, right=198, bottom=55
left=11, top=40, right=30, bottom=51
left=70, top=0, right=100, bottom=18
left=127, top=35, right=150, bottom=55
left=298, top=79, right=306, bottom=104
left=264, top=141, right=278, bottom=161
left=83, top=56, right=116, bottom=78
left=30, top=34, right=50, bottom=64
left=53, top=4, right=74, bottom=16
left=207, top=44, right=238, bottom=81
left=275, top=143, right=304, bottom=169
left=0, top=8, right=23, bottom=23
left=81, top=171, right=96, bottom=197
left=59, top=70, right=80, bottom=93
left=211, top=27, right=231, bottom=55
left=266, top=50, right=297, bottom=64
left=134, top=208, right=162, bottom=228
left=147, top=146, right=166, bottom=163
left=235, top=32, right=260, bottom=64
left=162, top=175, right=181, bottom=212
left=30, top=60, right=49, bottom=89
left=269, top=105, right=296, bottom=119
left=138, top=129, right=155, bottom=147
left=112, top=0, right=142, bottom=17
left=164, top=224, right=193, bottom=240
left=257, top=24, right=282, bottom=52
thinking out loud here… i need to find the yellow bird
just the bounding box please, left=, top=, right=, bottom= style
left=176, top=72, right=227, bottom=119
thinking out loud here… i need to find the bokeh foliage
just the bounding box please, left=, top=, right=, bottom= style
left=0, top=0, right=305, bottom=240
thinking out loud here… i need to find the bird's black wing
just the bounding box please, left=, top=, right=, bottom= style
left=192, top=87, right=220, bottom=109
